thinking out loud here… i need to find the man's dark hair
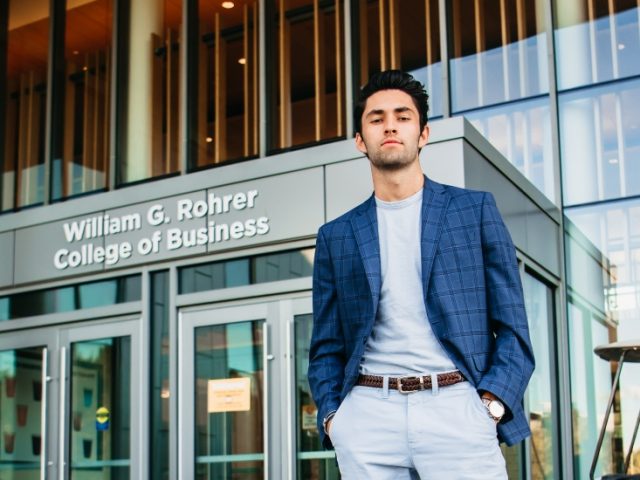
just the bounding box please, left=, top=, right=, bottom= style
left=354, top=70, right=430, bottom=135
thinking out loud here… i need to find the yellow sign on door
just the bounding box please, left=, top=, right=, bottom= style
left=208, top=377, right=251, bottom=413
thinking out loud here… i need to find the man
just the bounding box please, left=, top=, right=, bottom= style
left=308, top=70, right=534, bottom=479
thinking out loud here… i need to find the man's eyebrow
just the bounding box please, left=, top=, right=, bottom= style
left=365, top=106, right=414, bottom=117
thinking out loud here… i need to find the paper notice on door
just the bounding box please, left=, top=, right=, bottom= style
left=301, top=404, right=317, bottom=431
left=208, top=377, right=251, bottom=413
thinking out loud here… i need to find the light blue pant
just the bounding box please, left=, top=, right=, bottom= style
left=329, top=380, right=507, bottom=479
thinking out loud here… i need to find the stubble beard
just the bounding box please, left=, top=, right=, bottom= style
left=367, top=146, right=419, bottom=171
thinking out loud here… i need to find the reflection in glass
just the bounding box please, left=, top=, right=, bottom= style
left=195, top=0, right=259, bottom=168
left=70, top=337, right=131, bottom=479
left=1, top=0, right=49, bottom=211
left=449, top=0, right=548, bottom=112
left=194, top=321, right=264, bottom=479
left=269, top=0, right=345, bottom=151
left=179, top=248, right=314, bottom=294
left=523, top=273, right=556, bottom=479
left=554, top=2, right=640, bottom=90
left=294, top=314, right=339, bottom=479
left=466, top=97, right=554, bottom=202
left=354, top=0, right=442, bottom=118
left=0, top=275, right=141, bottom=321
left=0, top=347, right=44, bottom=478
left=560, top=78, right=640, bottom=206
left=51, top=0, right=113, bottom=200
left=567, top=200, right=640, bottom=476
left=150, top=271, right=170, bottom=480
left=123, top=0, right=182, bottom=183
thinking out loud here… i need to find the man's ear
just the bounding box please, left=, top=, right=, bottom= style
left=418, top=125, right=430, bottom=149
left=355, top=132, right=368, bottom=155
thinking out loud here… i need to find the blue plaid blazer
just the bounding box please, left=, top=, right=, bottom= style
left=308, top=177, right=534, bottom=449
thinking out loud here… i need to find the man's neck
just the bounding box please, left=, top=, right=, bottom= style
left=371, top=160, right=425, bottom=202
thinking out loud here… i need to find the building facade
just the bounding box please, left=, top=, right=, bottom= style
left=0, top=0, right=638, bottom=479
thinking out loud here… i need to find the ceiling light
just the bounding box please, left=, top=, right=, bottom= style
left=206, top=137, right=213, bottom=143
left=618, top=43, right=625, bottom=50
left=238, top=57, right=246, bottom=65
left=609, top=158, right=619, bottom=164
left=222, top=1, right=234, bottom=8
left=73, top=50, right=79, bottom=55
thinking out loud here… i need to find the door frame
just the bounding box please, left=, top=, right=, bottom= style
left=178, top=301, right=276, bottom=480
left=0, top=316, right=143, bottom=480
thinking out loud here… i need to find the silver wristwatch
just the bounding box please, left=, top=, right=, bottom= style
left=482, top=397, right=505, bottom=422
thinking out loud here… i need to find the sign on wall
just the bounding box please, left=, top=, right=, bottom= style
left=12, top=168, right=324, bottom=284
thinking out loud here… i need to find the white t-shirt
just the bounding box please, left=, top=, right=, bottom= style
left=360, top=188, right=456, bottom=375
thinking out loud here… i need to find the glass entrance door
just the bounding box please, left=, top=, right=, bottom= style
left=180, top=303, right=271, bottom=480
left=0, top=319, right=141, bottom=480
left=0, top=331, right=54, bottom=480
left=59, top=319, right=141, bottom=480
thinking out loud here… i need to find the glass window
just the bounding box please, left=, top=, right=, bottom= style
left=268, top=0, right=346, bottom=152
left=554, top=0, right=640, bottom=90
left=523, top=272, right=557, bottom=479
left=70, top=336, right=131, bottom=478
left=449, top=0, right=548, bottom=112
left=1, top=0, right=49, bottom=211
left=294, top=314, right=339, bottom=479
left=565, top=202, right=640, bottom=477
left=353, top=0, right=442, bottom=119
left=0, top=346, right=45, bottom=477
left=0, top=275, right=141, bottom=321
left=559, top=78, right=640, bottom=206
left=193, top=1, right=260, bottom=169
left=122, top=0, right=182, bottom=184
left=465, top=97, right=555, bottom=202
left=150, top=271, right=170, bottom=480
left=50, top=0, right=113, bottom=201
left=179, top=248, right=314, bottom=294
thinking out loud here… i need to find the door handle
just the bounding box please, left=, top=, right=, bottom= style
left=40, top=348, right=49, bottom=480
left=58, top=347, right=67, bottom=480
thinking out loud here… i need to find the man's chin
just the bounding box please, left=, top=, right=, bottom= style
left=369, top=157, right=415, bottom=171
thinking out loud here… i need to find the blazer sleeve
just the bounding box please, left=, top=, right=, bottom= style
left=308, top=226, right=345, bottom=449
left=477, top=192, right=535, bottom=422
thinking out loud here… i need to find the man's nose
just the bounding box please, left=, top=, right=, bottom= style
left=384, top=119, right=397, bottom=133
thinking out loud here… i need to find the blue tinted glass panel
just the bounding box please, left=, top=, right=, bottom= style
left=450, top=0, right=549, bottom=112
left=0, top=275, right=141, bottom=320
left=465, top=98, right=555, bottom=202
left=555, top=2, right=640, bottom=90
left=179, top=249, right=314, bottom=294
left=559, top=78, right=640, bottom=206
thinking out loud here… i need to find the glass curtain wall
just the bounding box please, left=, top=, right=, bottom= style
left=466, top=98, right=554, bottom=201
left=122, top=0, right=182, bottom=184
left=51, top=0, right=113, bottom=201
left=449, top=0, right=548, bottom=112
left=448, top=0, right=554, bottom=202
left=554, top=0, right=640, bottom=91
left=559, top=77, right=640, bottom=206
left=562, top=218, right=638, bottom=478
left=353, top=0, right=442, bottom=118
left=1, top=0, right=49, bottom=211
left=194, top=0, right=259, bottom=168
left=566, top=203, right=640, bottom=477
left=268, top=0, right=345, bottom=151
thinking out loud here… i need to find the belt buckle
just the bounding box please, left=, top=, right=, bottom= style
left=397, top=375, right=423, bottom=394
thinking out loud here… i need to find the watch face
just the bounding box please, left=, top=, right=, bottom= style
left=489, top=401, right=505, bottom=418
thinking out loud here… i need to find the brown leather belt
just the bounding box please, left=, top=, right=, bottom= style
left=357, top=370, right=465, bottom=394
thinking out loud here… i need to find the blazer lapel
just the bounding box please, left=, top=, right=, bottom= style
left=421, top=178, right=450, bottom=298
left=351, top=196, right=382, bottom=306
